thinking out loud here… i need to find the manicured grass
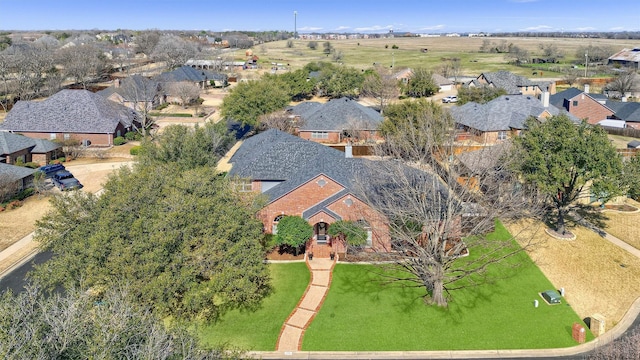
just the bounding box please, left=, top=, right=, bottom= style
left=302, top=222, right=593, bottom=351
left=198, top=262, right=309, bottom=351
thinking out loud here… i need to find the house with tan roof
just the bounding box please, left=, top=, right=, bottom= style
left=467, top=70, right=555, bottom=96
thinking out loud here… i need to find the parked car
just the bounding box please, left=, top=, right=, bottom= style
left=52, top=170, right=83, bottom=191
left=442, top=96, right=458, bottom=103
left=37, top=163, right=65, bottom=178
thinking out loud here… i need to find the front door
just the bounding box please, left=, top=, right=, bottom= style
left=316, top=222, right=328, bottom=244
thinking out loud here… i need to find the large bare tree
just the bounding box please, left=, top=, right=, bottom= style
left=258, top=110, right=301, bottom=135
left=167, top=81, right=201, bottom=108
left=605, top=70, right=639, bottom=99
left=57, top=43, right=107, bottom=89
left=119, top=74, right=160, bottom=136
left=151, top=34, right=197, bottom=70
left=356, top=102, right=543, bottom=307
left=361, top=65, right=399, bottom=114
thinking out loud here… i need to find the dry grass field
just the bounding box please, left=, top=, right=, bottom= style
left=508, top=219, right=640, bottom=330
left=603, top=199, right=640, bottom=250
left=252, top=36, right=639, bottom=78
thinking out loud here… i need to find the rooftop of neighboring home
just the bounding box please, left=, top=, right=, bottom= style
left=550, top=87, right=613, bottom=108
left=450, top=94, right=574, bottom=132
left=287, top=97, right=383, bottom=131
left=154, top=65, right=227, bottom=83
left=469, top=70, right=551, bottom=95
left=456, top=141, right=512, bottom=175
left=608, top=47, right=640, bottom=63
left=1, top=89, right=138, bottom=134
left=0, top=131, right=61, bottom=156
left=0, top=162, right=36, bottom=181
left=609, top=101, right=640, bottom=122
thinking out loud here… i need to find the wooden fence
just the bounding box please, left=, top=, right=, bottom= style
left=601, top=126, right=640, bottom=139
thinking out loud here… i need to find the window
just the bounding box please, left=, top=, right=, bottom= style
left=235, top=179, right=253, bottom=192
left=497, top=131, right=507, bottom=140
left=316, top=178, right=327, bottom=187
left=273, top=215, right=284, bottom=234
left=357, top=220, right=372, bottom=247
left=311, top=132, right=329, bottom=139
left=344, top=198, right=354, bottom=207
left=63, top=133, right=70, bottom=140
left=49, top=133, right=56, bottom=140
left=572, top=100, right=578, bottom=107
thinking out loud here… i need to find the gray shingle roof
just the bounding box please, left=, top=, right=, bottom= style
left=450, top=95, right=571, bottom=132
left=228, top=129, right=447, bottom=220
left=32, top=138, right=61, bottom=153
left=0, top=131, right=35, bottom=155
left=549, top=87, right=583, bottom=109
left=289, top=97, right=383, bottom=131
left=1, top=90, right=139, bottom=134
left=475, top=70, right=550, bottom=95
left=98, top=74, right=160, bottom=102
left=0, top=162, right=36, bottom=181
left=155, top=65, right=214, bottom=83
left=612, top=102, right=640, bottom=122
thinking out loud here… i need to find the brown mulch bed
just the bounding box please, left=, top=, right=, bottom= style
left=265, top=247, right=305, bottom=261
left=603, top=204, right=639, bottom=212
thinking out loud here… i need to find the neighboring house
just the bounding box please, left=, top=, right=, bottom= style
left=227, top=129, right=392, bottom=254
left=455, top=142, right=512, bottom=191
left=287, top=97, right=383, bottom=144
left=0, top=131, right=62, bottom=165
left=450, top=93, right=574, bottom=145
left=392, top=68, right=455, bottom=92
left=608, top=48, right=640, bottom=69
left=549, top=87, right=614, bottom=125
left=466, top=70, right=555, bottom=95
left=607, top=101, right=640, bottom=129
left=98, top=74, right=162, bottom=111
left=155, top=65, right=227, bottom=89
left=1, top=89, right=140, bottom=147
left=0, top=162, right=36, bottom=198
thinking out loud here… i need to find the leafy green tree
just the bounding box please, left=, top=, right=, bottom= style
left=624, top=153, right=640, bottom=201
left=404, top=68, right=438, bottom=98
left=327, top=220, right=367, bottom=258
left=220, top=78, right=290, bottom=126
left=277, top=69, right=316, bottom=101
left=361, top=65, right=399, bottom=113
left=457, top=86, right=507, bottom=105
left=318, top=65, right=364, bottom=99
left=512, top=115, right=624, bottom=234
left=275, top=216, right=312, bottom=255
left=32, top=163, right=269, bottom=321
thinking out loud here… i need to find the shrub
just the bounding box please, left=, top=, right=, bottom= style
left=124, top=131, right=140, bottom=141
left=6, top=200, right=22, bottom=210
left=14, top=188, right=34, bottom=201
left=155, top=103, right=169, bottom=110
left=23, top=162, right=40, bottom=169
left=113, top=136, right=127, bottom=146
left=129, top=145, right=142, bottom=156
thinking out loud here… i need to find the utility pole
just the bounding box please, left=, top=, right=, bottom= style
left=584, top=50, right=588, bottom=77
left=294, top=11, right=297, bottom=40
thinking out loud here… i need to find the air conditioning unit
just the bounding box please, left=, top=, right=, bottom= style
left=82, top=139, right=91, bottom=147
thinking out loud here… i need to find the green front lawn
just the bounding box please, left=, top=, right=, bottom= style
left=198, top=262, right=309, bottom=351
left=199, top=223, right=591, bottom=351
left=303, top=223, right=592, bottom=350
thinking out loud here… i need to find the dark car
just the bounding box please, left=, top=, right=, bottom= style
left=37, top=163, right=66, bottom=178
left=52, top=171, right=83, bottom=191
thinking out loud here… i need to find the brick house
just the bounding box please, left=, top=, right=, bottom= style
left=450, top=94, right=577, bottom=145
left=1, top=89, right=141, bottom=147
left=467, top=70, right=555, bottom=96
left=227, top=129, right=395, bottom=255
left=0, top=131, right=61, bottom=165
left=287, top=97, right=383, bottom=144
left=0, top=163, right=36, bottom=199
left=549, top=87, right=614, bottom=125
left=606, top=101, right=640, bottom=129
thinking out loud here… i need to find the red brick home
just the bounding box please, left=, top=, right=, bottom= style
left=549, top=87, right=614, bottom=125
left=0, top=131, right=62, bottom=165
left=450, top=94, right=579, bottom=145
left=287, top=97, right=384, bottom=144
left=227, top=129, right=393, bottom=256
left=1, top=89, right=141, bottom=147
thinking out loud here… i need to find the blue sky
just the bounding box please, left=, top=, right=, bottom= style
left=1, top=0, right=639, bottom=33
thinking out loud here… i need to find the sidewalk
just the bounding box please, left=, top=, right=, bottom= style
left=0, top=232, right=38, bottom=280
left=276, top=257, right=335, bottom=352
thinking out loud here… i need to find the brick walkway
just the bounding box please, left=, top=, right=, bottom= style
left=276, top=257, right=335, bottom=351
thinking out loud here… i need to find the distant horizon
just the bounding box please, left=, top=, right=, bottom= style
left=2, top=0, right=639, bottom=34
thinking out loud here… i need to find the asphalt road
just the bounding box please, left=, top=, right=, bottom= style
left=0, top=251, right=53, bottom=294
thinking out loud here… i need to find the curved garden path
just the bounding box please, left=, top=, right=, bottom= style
left=276, top=257, right=336, bottom=352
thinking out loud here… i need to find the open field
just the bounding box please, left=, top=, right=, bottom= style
left=509, top=219, right=640, bottom=330
left=250, top=37, right=639, bottom=78
left=603, top=199, right=640, bottom=250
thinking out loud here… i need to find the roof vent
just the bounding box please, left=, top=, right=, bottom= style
left=505, top=97, right=510, bottom=100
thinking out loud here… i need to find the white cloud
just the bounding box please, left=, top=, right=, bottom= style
left=520, top=25, right=554, bottom=31
left=354, top=25, right=393, bottom=32
left=334, top=26, right=351, bottom=31
left=418, top=24, right=446, bottom=31
left=300, top=26, right=323, bottom=31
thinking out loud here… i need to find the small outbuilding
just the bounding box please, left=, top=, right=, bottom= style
left=627, top=140, right=640, bottom=149
left=541, top=290, right=562, bottom=305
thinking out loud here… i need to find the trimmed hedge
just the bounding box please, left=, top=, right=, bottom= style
left=113, top=136, right=126, bottom=146
left=129, top=146, right=142, bottom=156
